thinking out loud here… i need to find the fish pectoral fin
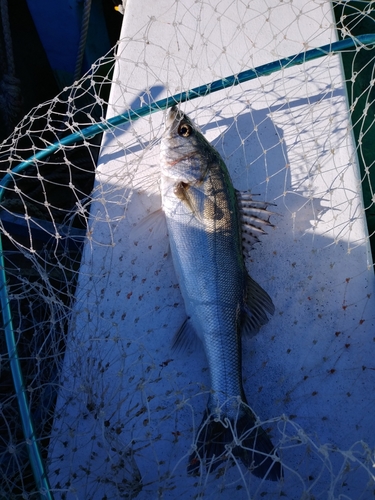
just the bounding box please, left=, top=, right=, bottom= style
left=241, top=275, right=275, bottom=337
left=172, top=317, right=199, bottom=352
left=174, top=182, right=201, bottom=217
left=175, top=182, right=224, bottom=222
left=129, top=208, right=168, bottom=243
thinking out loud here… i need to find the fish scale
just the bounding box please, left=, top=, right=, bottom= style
left=160, top=106, right=282, bottom=480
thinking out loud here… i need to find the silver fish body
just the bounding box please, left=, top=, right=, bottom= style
left=160, top=106, right=281, bottom=480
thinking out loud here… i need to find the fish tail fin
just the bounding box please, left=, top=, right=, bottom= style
left=187, top=407, right=282, bottom=481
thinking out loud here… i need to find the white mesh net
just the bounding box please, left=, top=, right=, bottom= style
left=1, top=0, right=375, bottom=498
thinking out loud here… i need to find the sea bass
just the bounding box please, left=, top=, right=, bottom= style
left=159, top=106, right=281, bottom=480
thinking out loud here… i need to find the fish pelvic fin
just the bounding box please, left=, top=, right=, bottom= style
left=187, top=405, right=282, bottom=481
left=129, top=209, right=168, bottom=243
left=172, top=317, right=199, bottom=352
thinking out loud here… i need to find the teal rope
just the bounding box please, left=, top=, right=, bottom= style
left=3, top=34, right=375, bottom=180
left=0, top=34, right=374, bottom=498
left=0, top=244, right=53, bottom=498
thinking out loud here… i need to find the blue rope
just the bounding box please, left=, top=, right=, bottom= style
left=0, top=34, right=374, bottom=498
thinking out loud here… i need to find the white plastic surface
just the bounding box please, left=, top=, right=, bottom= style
left=49, top=1, right=375, bottom=498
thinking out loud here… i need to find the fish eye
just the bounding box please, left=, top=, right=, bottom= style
left=178, top=122, right=192, bottom=137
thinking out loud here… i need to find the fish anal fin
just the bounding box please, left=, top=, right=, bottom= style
left=241, top=275, right=275, bottom=337
left=172, top=317, right=199, bottom=352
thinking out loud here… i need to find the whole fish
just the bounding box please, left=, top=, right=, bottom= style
left=159, top=106, right=281, bottom=480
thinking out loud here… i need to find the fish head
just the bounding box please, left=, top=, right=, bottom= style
left=160, top=106, right=214, bottom=184
left=163, top=105, right=187, bottom=134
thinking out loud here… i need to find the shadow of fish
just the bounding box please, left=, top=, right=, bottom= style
left=159, top=106, right=282, bottom=481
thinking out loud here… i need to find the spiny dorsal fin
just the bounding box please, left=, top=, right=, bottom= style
left=236, top=190, right=276, bottom=254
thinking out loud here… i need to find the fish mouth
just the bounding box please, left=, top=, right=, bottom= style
left=165, top=105, right=183, bottom=132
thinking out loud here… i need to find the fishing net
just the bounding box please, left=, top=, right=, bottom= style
left=0, top=0, right=375, bottom=498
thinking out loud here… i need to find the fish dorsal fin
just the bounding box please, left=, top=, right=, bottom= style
left=172, top=317, right=199, bottom=352
left=241, top=275, right=275, bottom=337
left=236, top=190, right=276, bottom=254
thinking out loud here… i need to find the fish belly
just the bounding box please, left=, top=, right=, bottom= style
left=166, top=204, right=246, bottom=417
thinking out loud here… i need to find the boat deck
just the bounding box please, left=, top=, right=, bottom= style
left=49, top=1, right=375, bottom=498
